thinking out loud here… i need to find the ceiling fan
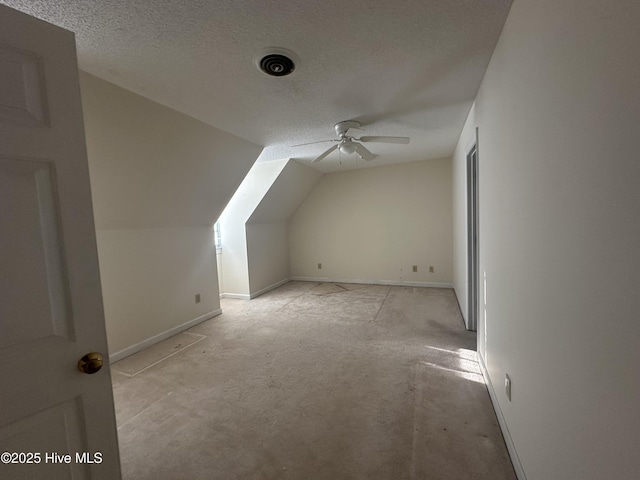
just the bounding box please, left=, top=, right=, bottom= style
left=292, top=121, right=410, bottom=163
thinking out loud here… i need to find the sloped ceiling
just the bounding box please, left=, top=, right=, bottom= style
left=248, top=159, right=323, bottom=224
left=1, top=0, right=512, bottom=172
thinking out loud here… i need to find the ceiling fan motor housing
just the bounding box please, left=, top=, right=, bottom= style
left=335, top=120, right=361, bottom=137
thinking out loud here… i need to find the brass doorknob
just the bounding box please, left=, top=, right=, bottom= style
left=78, top=352, right=103, bottom=374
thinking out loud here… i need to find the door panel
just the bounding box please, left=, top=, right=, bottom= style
left=0, top=398, right=89, bottom=480
left=0, top=44, right=48, bottom=127
left=0, top=157, right=72, bottom=348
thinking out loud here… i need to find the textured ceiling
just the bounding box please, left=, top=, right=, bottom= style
left=2, top=0, right=512, bottom=172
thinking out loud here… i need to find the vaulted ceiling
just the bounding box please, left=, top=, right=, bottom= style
left=2, top=0, right=512, bottom=172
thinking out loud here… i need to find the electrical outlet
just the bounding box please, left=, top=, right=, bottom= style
left=195, top=294, right=201, bottom=304
left=412, top=265, right=418, bottom=272
left=317, top=263, right=322, bottom=269
left=429, top=266, right=434, bottom=273
left=505, top=374, right=512, bottom=401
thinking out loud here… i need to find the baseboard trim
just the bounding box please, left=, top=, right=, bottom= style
left=452, top=284, right=472, bottom=330
left=249, top=278, right=291, bottom=299
left=219, top=293, right=250, bottom=300
left=109, top=309, right=222, bottom=363
left=290, top=276, right=453, bottom=289
left=478, top=353, right=527, bottom=480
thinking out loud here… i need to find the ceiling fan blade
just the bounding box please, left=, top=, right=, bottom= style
left=358, top=136, right=410, bottom=144
left=355, top=143, right=377, bottom=161
left=291, top=139, right=337, bottom=147
left=312, top=144, right=339, bottom=163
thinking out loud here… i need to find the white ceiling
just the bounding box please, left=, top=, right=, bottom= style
left=2, top=0, right=512, bottom=173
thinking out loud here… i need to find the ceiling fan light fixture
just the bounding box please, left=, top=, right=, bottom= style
left=339, top=141, right=357, bottom=155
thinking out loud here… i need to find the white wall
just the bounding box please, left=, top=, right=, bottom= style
left=246, top=222, right=289, bottom=295
left=289, top=159, right=453, bottom=286
left=80, top=72, right=262, bottom=356
left=96, top=228, right=216, bottom=354
left=451, top=1, right=640, bottom=479
left=246, top=159, right=323, bottom=295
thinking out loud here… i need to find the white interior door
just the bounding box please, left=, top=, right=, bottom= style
left=0, top=4, right=121, bottom=479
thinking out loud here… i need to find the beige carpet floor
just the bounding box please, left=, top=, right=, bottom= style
left=111, top=281, right=516, bottom=479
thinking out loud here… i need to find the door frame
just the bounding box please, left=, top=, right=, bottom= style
left=466, top=133, right=479, bottom=331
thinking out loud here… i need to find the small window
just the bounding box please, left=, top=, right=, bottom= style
left=214, top=221, right=222, bottom=253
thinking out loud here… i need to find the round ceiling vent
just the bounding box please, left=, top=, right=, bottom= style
left=255, top=48, right=298, bottom=77
left=259, top=54, right=295, bottom=76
